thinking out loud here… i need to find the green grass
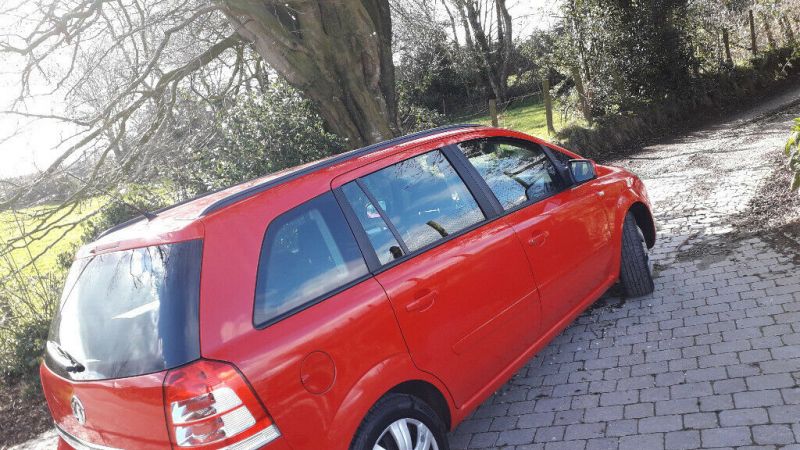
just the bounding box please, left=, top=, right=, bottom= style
left=457, top=97, right=583, bottom=138
left=0, top=200, right=101, bottom=277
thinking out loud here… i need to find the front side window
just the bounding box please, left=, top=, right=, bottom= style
left=254, top=192, right=368, bottom=326
left=359, top=150, right=485, bottom=253
left=457, top=139, right=565, bottom=210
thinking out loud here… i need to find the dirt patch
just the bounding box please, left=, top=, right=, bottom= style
left=0, top=382, right=52, bottom=448
left=731, top=149, right=800, bottom=231
left=671, top=148, right=800, bottom=266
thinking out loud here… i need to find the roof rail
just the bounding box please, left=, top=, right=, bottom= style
left=199, top=123, right=480, bottom=216
left=96, top=124, right=480, bottom=238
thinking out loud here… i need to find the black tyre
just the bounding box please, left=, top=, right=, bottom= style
left=350, top=393, right=449, bottom=450
left=619, top=212, right=655, bottom=297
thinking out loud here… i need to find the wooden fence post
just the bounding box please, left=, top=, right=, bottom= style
left=542, top=77, right=555, bottom=135
left=723, top=28, right=733, bottom=66
left=570, top=66, right=592, bottom=125
left=488, top=98, right=499, bottom=127
left=750, top=9, right=758, bottom=56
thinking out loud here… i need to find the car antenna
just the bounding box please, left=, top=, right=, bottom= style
left=65, top=173, right=158, bottom=221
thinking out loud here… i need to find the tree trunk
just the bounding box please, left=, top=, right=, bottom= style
left=542, top=76, right=555, bottom=135
left=441, top=0, right=461, bottom=47
left=762, top=12, right=776, bottom=49
left=496, top=0, right=513, bottom=101
left=749, top=9, right=758, bottom=56
left=571, top=65, right=592, bottom=124
left=722, top=27, right=733, bottom=66
left=460, top=0, right=505, bottom=102
left=782, top=15, right=795, bottom=45
left=455, top=2, right=475, bottom=52
left=221, top=0, right=399, bottom=147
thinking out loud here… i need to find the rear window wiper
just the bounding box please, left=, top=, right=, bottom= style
left=47, top=341, right=85, bottom=373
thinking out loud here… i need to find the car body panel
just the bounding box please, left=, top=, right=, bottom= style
left=40, top=364, right=171, bottom=450
left=505, top=175, right=615, bottom=331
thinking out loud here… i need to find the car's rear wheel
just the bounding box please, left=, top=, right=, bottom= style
left=619, top=212, right=655, bottom=297
left=351, top=393, right=449, bottom=450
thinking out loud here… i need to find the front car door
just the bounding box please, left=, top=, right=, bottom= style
left=454, top=137, right=614, bottom=333
left=332, top=147, right=541, bottom=408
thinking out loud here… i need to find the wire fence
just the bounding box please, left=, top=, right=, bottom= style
left=444, top=91, right=546, bottom=125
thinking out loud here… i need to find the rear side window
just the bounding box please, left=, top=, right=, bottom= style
left=341, top=182, right=405, bottom=265
left=457, top=139, right=565, bottom=210
left=358, top=150, right=485, bottom=253
left=254, top=192, right=368, bottom=326
left=46, top=240, right=202, bottom=381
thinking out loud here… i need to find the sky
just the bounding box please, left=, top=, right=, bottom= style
left=0, top=0, right=562, bottom=179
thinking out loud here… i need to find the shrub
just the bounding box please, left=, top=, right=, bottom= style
left=787, top=117, right=800, bottom=191
left=0, top=271, right=60, bottom=387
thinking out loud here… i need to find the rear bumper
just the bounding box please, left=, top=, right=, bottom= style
left=56, top=426, right=120, bottom=450
left=55, top=424, right=290, bottom=450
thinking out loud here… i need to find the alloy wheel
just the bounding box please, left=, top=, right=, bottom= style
left=373, top=418, right=440, bottom=450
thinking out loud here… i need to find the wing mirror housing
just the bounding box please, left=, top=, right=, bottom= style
left=568, top=159, right=597, bottom=184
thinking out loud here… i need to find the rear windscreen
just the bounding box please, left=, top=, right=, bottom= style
left=45, top=240, right=202, bottom=381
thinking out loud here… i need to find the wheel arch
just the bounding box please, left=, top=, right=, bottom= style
left=387, top=380, right=452, bottom=430
left=628, top=201, right=656, bottom=248
left=334, top=353, right=457, bottom=450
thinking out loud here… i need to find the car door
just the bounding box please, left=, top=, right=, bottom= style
left=332, top=147, right=541, bottom=408
left=454, top=138, right=614, bottom=333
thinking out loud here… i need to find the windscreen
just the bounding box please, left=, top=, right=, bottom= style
left=45, top=240, right=202, bottom=381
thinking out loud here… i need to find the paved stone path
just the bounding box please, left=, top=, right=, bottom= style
left=9, top=90, right=800, bottom=450
left=448, top=90, right=800, bottom=450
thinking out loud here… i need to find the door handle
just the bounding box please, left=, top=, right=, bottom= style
left=597, top=190, right=605, bottom=197
left=527, top=231, right=549, bottom=247
left=406, top=290, right=437, bottom=312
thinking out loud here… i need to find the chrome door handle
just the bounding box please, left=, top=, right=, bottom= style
left=597, top=191, right=605, bottom=197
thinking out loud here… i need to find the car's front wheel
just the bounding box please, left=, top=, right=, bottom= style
left=350, top=393, right=449, bottom=450
left=619, top=212, right=655, bottom=297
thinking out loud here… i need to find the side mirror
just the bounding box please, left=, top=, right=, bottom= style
left=568, top=159, right=597, bottom=184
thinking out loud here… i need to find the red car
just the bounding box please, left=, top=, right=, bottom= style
left=40, top=125, right=655, bottom=450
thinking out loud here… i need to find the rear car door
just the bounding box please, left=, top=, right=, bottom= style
left=454, top=138, right=614, bottom=332
left=333, top=147, right=540, bottom=407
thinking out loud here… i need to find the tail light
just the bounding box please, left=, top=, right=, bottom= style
left=163, top=360, right=280, bottom=449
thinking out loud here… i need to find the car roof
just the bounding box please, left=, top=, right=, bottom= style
left=80, top=124, right=486, bottom=257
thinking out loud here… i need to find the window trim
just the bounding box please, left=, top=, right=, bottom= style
left=252, top=192, right=372, bottom=330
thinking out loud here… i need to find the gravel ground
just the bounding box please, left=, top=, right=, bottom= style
left=7, top=88, right=800, bottom=450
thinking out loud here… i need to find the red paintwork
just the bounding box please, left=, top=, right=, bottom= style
left=40, top=364, right=172, bottom=449
left=42, top=127, right=654, bottom=450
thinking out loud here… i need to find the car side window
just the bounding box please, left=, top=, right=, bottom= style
left=358, top=149, right=485, bottom=253
left=457, top=139, right=565, bottom=210
left=254, top=192, right=368, bottom=326
left=341, top=182, right=405, bottom=265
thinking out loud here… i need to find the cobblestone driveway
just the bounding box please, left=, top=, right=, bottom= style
left=10, top=92, right=800, bottom=450
left=448, top=92, right=800, bottom=450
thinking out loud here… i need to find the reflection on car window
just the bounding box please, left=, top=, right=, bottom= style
left=458, top=139, right=564, bottom=210
left=255, top=192, right=368, bottom=326
left=341, top=182, right=404, bottom=265
left=548, top=147, right=572, bottom=168
left=47, top=240, right=202, bottom=381
left=359, top=150, right=485, bottom=252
